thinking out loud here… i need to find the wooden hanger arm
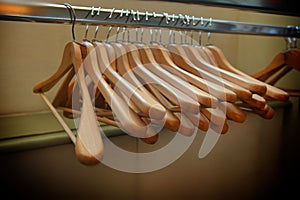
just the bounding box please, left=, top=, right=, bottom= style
left=168, top=45, right=252, bottom=100
left=141, top=45, right=218, bottom=108
left=33, top=42, right=74, bottom=93
left=82, top=42, right=159, bottom=139
left=182, top=45, right=267, bottom=95
left=71, top=42, right=104, bottom=165
left=93, top=41, right=166, bottom=121
left=52, top=68, right=75, bottom=108
left=151, top=46, right=237, bottom=102
left=205, top=45, right=289, bottom=101
left=285, top=49, right=300, bottom=71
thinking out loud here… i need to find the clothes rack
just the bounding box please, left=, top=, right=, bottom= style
left=0, top=2, right=299, bottom=38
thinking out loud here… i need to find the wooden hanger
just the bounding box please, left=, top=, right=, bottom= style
left=150, top=44, right=246, bottom=122
left=103, top=41, right=161, bottom=144
left=108, top=42, right=181, bottom=132
left=252, top=52, right=286, bottom=80
left=149, top=44, right=237, bottom=102
left=205, top=45, right=289, bottom=101
left=166, top=44, right=253, bottom=100
left=149, top=43, right=219, bottom=108
left=136, top=43, right=202, bottom=114
left=92, top=40, right=167, bottom=121
left=137, top=43, right=208, bottom=108
left=146, top=84, right=199, bottom=136
left=181, top=44, right=267, bottom=96
left=264, top=49, right=300, bottom=84
left=122, top=42, right=200, bottom=114
left=139, top=42, right=226, bottom=133
left=33, top=42, right=104, bottom=165
left=119, top=42, right=211, bottom=133
left=81, top=40, right=159, bottom=139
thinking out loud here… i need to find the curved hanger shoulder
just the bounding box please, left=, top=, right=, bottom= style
left=182, top=45, right=267, bottom=95
left=82, top=41, right=158, bottom=139
left=33, top=42, right=73, bottom=93
left=150, top=44, right=237, bottom=102
left=70, top=42, right=104, bottom=165
left=93, top=41, right=166, bottom=121
left=167, top=44, right=253, bottom=100
left=206, top=45, right=289, bottom=101
left=124, top=43, right=200, bottom=114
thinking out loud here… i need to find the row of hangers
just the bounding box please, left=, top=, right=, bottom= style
left=33, top=5, right=291, bottom=165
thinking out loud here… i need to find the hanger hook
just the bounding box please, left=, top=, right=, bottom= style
left=136, top=10, right=140, bottom=21
left=115, top=27, right=121, bottom=42
left=127, top=27, right=131, bottom=42
left=145, top=11, right=149, bottom=21
left=169, top=29, right=176, bottom=44
left=131, top=10, right=136, bottom=21
left=84, top=25, right=89, bottom=41
left=135, top=28, right=139, bottom=42
left=92, top=8, right=101, bottom=41
left=140, top=28, right=145, bottom=43
left=190, top=30, right=194, bottom=45
left=64, top=3, right=76, bottom=41
left=207, top=17, right=213, bottom=45
left=185, top=15, right=190, bottom=25
left=93, top=26, right=99, bottom=41
left=163, top=12, right=170, bottom=24
left=159, top=29, right=163, bottom=44
left=109, top=8, right=115, bottom=18
left=106, top=26, right=113, bottom=42
left=198, top=31, right=202, bottom=46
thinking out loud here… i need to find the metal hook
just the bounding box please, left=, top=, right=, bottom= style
left=93, top=26, right=99, bottom=41
left=97, top=7, right=101, bottom=15
left=190, top=30, right=194, bottom=45
left=120, top=9, right=124, bottom=18
left=135, top=28, right=139, bottom=42
left=115, top=27, right=120, bottom=42
left=179, top=30, right=183, bottom=44
left=141, top=28, right=145, bottom=43
left=163, top=12, right=170, bottom=24
left=192, top=16, right=196, bottom=26
left=109, top=8, right=115, bottom=18
left=172, top=14, right=175, bottom=22
left=92, top=8, right=101, bottom=41
left=178, top=14, right=185, bottom=25
left=136, top=10, right=140, bottom=21
left=64, top=3, right=76, bottom=41
left=198, top=31, right=202, bottom=46
left=152, top=12, right=157, bottom=18
left=209, top=17, right=212, bottom=27
left=122, top=27, right=126, bottom=42
left=200, top=17, right=204, bottom=26
left=185, top=15, right=190, bottom=25
left=91, top=6, right=95, bottom=16
left=150, top=28, right=153, bottom=43
left=131, top=10, right=136, bottom=21
left=106, top=26, right=113, bottom=42
left=184, top=30, right=188, bottom=44
left=145, top=11, right=149, bottom=21
left=84, top=25, right=89, bottom=41
left=207, top=17, right=213, bottom=45
left=159, top=29, right=162, bottom=44
left=169, top=30, right=172, bottom=44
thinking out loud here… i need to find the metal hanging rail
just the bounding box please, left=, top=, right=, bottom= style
left=0, top=2, right=299, bottom=37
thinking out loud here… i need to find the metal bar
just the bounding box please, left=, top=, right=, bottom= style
left=0, top=2, right=299, bottom=37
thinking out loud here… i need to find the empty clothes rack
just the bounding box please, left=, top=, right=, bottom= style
left=0, top=2, right=299, bottom=38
